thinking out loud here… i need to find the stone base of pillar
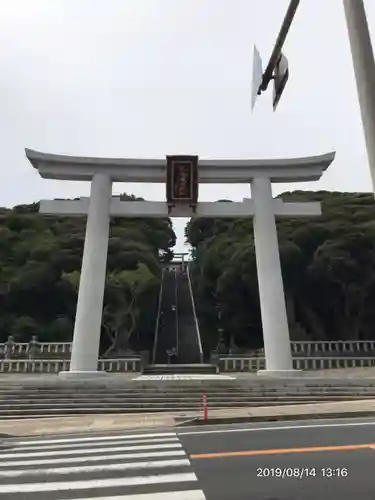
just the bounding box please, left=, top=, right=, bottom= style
left=257, top=369, right=302, bottom=378
left=59, top=371, right=109, bottom=380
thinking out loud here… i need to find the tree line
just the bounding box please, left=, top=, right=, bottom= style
left=2, top=190, right=375, bottom=358
left=0, top=194, right=175, bottom=356
left=186, top=191, right=375, bottom=356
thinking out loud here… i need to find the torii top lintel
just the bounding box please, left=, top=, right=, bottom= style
left=25, top=149, right=335, bottom=184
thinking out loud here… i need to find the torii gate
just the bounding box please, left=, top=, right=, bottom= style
left=26, top=149, right=335, bottom=379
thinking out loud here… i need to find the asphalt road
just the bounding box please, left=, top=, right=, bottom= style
left=177, top=417, right=375, bottom=500
left=2, top=417, right=375, bottom=499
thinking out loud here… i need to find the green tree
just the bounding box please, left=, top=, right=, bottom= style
left=0, top=194, right=175, bottom=354
left=11, top=316, right=38, bottom=342
left=186, top=191, right=375, bottom=350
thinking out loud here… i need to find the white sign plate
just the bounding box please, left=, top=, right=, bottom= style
left=251, top=45, right=263, bottom=111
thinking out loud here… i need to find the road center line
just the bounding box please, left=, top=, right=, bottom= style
left=190, top=442, right=375, bottom=459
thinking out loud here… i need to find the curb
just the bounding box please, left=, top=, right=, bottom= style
left=0, top=423, right=178, bottom=441
left=0, top=416, right=196, bottom=441
left=3, top=411, right=375, bottom=439
left=176, top=410, right=375, bottom=426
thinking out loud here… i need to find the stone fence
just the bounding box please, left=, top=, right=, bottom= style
left=219, top=356, right=375, bottom=372
left=0, top=338, right=72, bottom=359
left=1, top=338, right=375, bottom=374
left=222, top=340, right=375, bottom=357
left=290, top=340, right=375, bottom=355
left=2, top=338, right=375, bottom=360
left=0, top=356, right=374, bottom=374
left=0, top=358, right=141, bottom=374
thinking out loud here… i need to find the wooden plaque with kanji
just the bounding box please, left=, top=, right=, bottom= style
left=166, top=155, right=198, bottom=204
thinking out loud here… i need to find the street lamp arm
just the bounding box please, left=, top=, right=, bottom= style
left=259, top=0, right=300, bottom=93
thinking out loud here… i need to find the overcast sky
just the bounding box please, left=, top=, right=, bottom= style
left=1, top=0, right=375, bottom=252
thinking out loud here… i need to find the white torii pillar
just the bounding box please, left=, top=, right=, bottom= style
left=251, top=177, right=294, bottom=375
left=60, top=173, right=112, bottom=379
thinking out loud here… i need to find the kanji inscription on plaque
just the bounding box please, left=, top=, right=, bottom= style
left=166, top=155, right=198, bottom=204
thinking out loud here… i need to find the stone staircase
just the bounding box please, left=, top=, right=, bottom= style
left=153, top=269, right=177, bottom=364
left=175, top=269, right=202, bottom=364
left=2, top=379, right=375, bottom=419
left=149, top=266, right=209, bottom=374
left=143, top=364, right=217, bottom=375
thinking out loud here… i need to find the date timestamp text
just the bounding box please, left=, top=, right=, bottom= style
left=257, top=468, right=348, bottom=479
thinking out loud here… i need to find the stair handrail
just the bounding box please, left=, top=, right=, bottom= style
left=187, top=264, right=204, bottom=363
left=152, top=267, right=165, bottom=364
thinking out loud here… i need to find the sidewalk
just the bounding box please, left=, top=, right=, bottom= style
left=0, top=413, right=177, bottom=437
left=1, top=399, right=375, bottom=437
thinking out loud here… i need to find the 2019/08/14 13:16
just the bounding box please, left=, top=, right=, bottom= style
left=256, top=468, right=348, bottom=479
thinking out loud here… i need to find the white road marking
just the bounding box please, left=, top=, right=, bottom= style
left=10, top=436, right=178, bottom=452
left=13, top=432, right=176, bottom=446
left=0, top=449, right=186, bottom=468
left=0, top=458, right=191, bottom=478
left=0, top=472, right=198, bottom=493
left=178, top=420, right=375, bottom=436
left=73, top=491, right=206, bottom=500
left=133, top=375, right=235, bottom=380
left=0, top=442, right=182, bottom=459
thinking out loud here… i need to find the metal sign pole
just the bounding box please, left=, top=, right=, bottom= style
left=343, top=0, right=375, bottom=195
left=258, top=0, right=300, bottom=95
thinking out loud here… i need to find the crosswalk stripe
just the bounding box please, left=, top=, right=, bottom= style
left=0, top=442, right=182, bottom=459
left=0, top=449, right=186, bottom=467
left=0, top=431, right=207, bottom=498
left=0, top=471, right=198, bottom=493
left=13, top=432, right=176, bottom=446
left=72, top=491, right=206, bottom=499
left=9, top=436, right=179, bottom=452
left=0, top=458, right=191, bottom=478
